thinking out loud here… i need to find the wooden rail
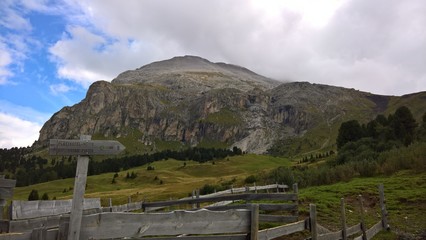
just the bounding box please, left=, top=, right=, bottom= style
left=11, top=199, right=101, bottom=220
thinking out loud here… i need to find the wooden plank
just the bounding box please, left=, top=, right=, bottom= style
left=0, top=232, right=31, bottom=240
left=251, top=204, right=259, bottom=240
left=310, top=204, right=318, bottom=240
left=77, top=209, right=251, bottom=239
left=258, top=219, right=306, bottom=240
left=67, top=135, right=90, bottom=240
left=49, top=139, right=125, bottom=156
left=316, top=224, right=332, bottom=234
left=347, top=223, right=362, bottom=237
left=366, top=220, right=383, bottom=240
left=9, top=215, right=61, bottom=232
left=204, top=203, right=297, bottom=212
left=134, top=234, right=247, bottom=240
left=31, top=228, right=46, bottom=240
left=317, top=224, right=361, bottom=240
left=341, top=198, right=347, bottom=240
left=0, top=220, right=9, bottom=233
left=259, top=215, right=298, bottom=223
left=0, top=179, right=16, bottom=188
left=11, top=199, right=101, bottom=220
left=317, top=230, right=342, bottom=240
left=143, top=193, right=297, bottom=209
left=0, top=188, right=14, bottom=199
left=259, top=203, right=297, bottom=212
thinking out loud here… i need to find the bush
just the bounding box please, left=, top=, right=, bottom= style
left=41, top=193, right=49, bottom=200
left=28, top=189, right=39, bottom=201
left=199, top=184, right=217, bottom=195
left=244, top=175, right=257, bottom=184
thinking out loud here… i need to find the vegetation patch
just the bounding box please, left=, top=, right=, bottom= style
left=202, top=108, right=243, bottom=126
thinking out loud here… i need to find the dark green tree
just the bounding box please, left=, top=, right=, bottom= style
left=416, top=112, right=426, bottom=141
left=28, top=189, right=39, bottom=201
left=336, top=120, right=364, bottom=150
left=41, top=193, right=49, bottom=200
left=392, top=106, right=417, bottom=146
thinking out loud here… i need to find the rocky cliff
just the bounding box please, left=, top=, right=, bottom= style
left=37, top=56, right=405, bottom=154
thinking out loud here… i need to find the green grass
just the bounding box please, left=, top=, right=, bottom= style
left=298, top=170, right=426, bottom=239
left=202, top=108, right=243, bottom=126
left=12, top=153, right=425, bottom=239
left=13, top=155, right=292, bottom=204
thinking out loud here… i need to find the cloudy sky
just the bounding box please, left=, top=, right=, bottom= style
left=1, top=0, right=425, bottom=148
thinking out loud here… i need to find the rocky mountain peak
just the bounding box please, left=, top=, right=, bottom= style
left=111, top=55, right=281, bottom=93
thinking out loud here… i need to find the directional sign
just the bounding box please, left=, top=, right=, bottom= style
left=49, top=139, right=126, bottom=156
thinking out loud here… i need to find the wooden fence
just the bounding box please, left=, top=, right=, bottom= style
left=0, top=183, right=388, bottom=240
left=308, top=183, right=389, bottom=240
left=11, top=199, right=101, bottom=220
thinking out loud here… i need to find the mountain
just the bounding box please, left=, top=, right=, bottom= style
left=36, top=56, right=426, bottom=154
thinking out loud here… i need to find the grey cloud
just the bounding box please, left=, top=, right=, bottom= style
left=54, top=0, right=426, bottom=95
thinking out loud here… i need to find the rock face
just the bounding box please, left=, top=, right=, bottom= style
left=38, top=56, right=392, bottom=153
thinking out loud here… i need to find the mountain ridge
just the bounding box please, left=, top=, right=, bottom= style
left=36, top=56, right=426, bottom=154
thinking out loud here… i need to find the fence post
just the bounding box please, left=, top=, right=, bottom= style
left=276, top=182, right=279, bottom=193
left=254, top=182, right=257, bottom=193
left=67, top=135, right=91, bottom=240
left=358, top=195, right=367, bottom=240
left=310, top=204, right=318, bottom=240
left=31, top=227, right=47, bottom=240
left=245, top=186, right=250, bottom=204
left=379, top=184, right=389, bottom=230
left=293, top=183, right=298, bottom=194
left=196, top=189, right=200, bottom=209
left=340, top=198, right=347, bottom=240
left=192, top=190, right=196, bottom=209
left=250, top=204, right=259, bottom=240
left=109, top=198, right=112, bottom=212
left=293, top=183, right=299, bottom=216
left=59, top=219, right=69, bottom=240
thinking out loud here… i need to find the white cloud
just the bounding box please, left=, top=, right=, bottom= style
left=0, top=2, right=32, bottom=31
left=49, top=26, right=179, bottom=87
left=49, top=83, right=75, bottom=95
left=0, top=113, right=42, bottom=148
left=0, top=101, right=51, bottom=148
left=0, top=41, right=13, bottom=84
left=0, top=100, right=51, bottom=125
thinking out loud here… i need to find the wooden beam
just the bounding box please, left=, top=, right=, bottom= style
left=310, top=204, right=318, bottom=240
left=67, top=135, right=90, bottom=240
left=250, top=204, right=259, bottom=240
left=77, top=209, right=251, bottom=239
left=258, top=220, right=306, bottom=240
left=142, top=193, right=297, bottom=209
left=341, top=198, right=347, bottom=240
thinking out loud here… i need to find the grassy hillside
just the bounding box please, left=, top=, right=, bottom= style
left=13, top=152, right=425, bottom=239
left=299, top=170, right=426, bottom=239
left=13, top=154, right=291, bottom=204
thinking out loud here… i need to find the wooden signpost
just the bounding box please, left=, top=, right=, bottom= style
left=49, top=135, right=125, bottom=240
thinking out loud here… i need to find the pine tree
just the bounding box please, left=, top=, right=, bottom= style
left=28, top=189, right=39, bottom=201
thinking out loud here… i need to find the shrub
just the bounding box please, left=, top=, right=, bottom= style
left=244, top=175, right=257, bottom=184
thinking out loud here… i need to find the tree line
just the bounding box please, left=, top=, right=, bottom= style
left=258, top=106, right=426, bottom=188
left=0, top=146, right=242, bottom=187
left=335, top=106, right=424, bottom=164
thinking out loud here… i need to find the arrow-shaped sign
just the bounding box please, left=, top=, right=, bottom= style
left=49, top=139, right=126, bottom=156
